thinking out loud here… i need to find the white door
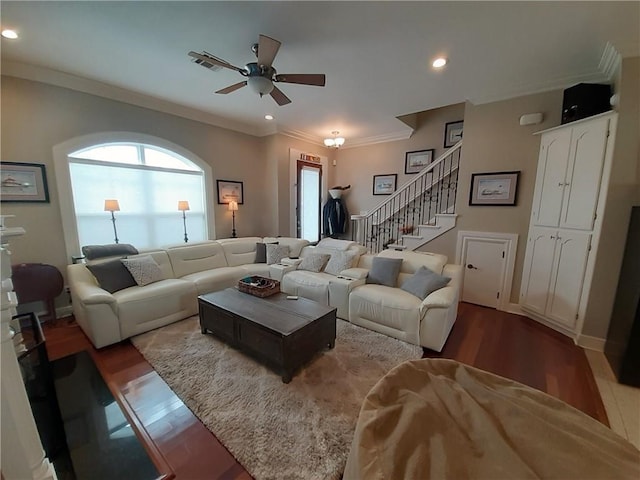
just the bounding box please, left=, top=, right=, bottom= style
left=547, top=231, right=591, bottom=328
left=560, top=117, right=609, bottom=230
left=531, top=130, right=571, bottom=227
left=521, top=227, right=557, bottom=316
left=461, top=239, right=505, bottom=308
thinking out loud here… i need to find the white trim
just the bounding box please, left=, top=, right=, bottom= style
left=577, top=334, right=606, bottom=352
left=504, top=302, right=526, bottom=316
left=598, top=42, right=622, bottom=80
left=456, top=231, right=518, bottom=312
left=289, top=148, right=328, bottom=238
left=52, top=132, right=215, bottom=263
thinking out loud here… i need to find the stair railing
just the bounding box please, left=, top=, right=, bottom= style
left=351, top=141, right=462, bottom=253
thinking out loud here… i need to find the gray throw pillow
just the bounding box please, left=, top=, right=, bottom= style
left=366, top=257, right=403, bottom=287
left=86, top=259, right=137, bottom=293
left=82, top=243, right=138, bottom=261
left=298, top=253, right=331, bottom=273
left=266, top=244, right=290, bottom=265
left=400, top=266, right=451, bottom=300
left=255, top=241, right=278, bottom=263
left=121, top=255, right=164, bottom=286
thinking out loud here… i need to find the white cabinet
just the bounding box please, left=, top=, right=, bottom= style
left=530, top=116, right=610, bottom=230
left=521, top=112, right=616, bottom=337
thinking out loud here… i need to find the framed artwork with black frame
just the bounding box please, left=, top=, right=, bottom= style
left=444, top=120, right=464, bottom=148
left=469, top=171, right=520, bottom=206
left=216, top=179, right=244, bottom=204
left=0, top=162, right=50, bottom=203
left=372, top=174, right=397, bottom=195
left=404, top=149, right=435, bottom=174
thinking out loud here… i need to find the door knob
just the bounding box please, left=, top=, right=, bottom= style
left=467, top=264, right=478, bottom=270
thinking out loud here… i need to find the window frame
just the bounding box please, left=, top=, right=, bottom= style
left=53, top=132, right=215, bottom=262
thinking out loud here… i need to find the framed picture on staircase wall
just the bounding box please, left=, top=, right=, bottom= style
left=373, top=174, right=397, bottom=195
left=405, top=149, right=435, bottom=174
left=469, top=171, right=520, bottom=206
left=444, top=120, right=464, bottom=148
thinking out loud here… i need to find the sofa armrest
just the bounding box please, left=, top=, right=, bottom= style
left=339, top=267, right=369, bottom=280
left=420, top=285, right=456, bottom=312
left=73, top=282, right=117, bottom=306
left=281, top=257, right=303, bottom=267
left=269, top=262, right=298, bottom=282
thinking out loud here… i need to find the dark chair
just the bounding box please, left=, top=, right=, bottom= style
left=11, top=263, right=64, bottom=322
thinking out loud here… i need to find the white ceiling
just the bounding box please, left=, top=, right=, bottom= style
left=1, top=1, right=638, bottom=147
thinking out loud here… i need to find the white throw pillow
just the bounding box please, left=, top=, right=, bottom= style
left=121, top=255, right=164, bottom=286
left=266, top=244, right=290, bottom=265
left=324, top=251, right=358, bottom=276
left=298, top=253, right=331, bottom=273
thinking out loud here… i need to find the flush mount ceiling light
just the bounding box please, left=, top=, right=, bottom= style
left=1, top=29, right=18, bottom=39
left=264, top=114, right=274, bottom=120
left=432, top=57, right=447, bottom=68
left=324, top=131, right=345, bottom=148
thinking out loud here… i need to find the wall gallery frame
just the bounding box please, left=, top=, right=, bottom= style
left=373, top=174, right=397, bottom=195
left=444, top=120, right=464, bottom=148
left=216, top=179, right=244, bottom=204
left=0, top=162, right=50, bottom=203
left=404, top=149, right=435, bottom=174
left=469, top=171, right=520, bottom=206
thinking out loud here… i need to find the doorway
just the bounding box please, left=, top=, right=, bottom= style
left=296, top=160, right=322, bottom=242
left=456, top=231, right=518, bottom=311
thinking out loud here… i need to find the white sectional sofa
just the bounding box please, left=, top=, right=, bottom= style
left=69, top=236, right=461, bottom=353
left=67, top=237, right=308, bottom=348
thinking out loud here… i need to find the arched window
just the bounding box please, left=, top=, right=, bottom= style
left=67, top=142, right=207, bottom=250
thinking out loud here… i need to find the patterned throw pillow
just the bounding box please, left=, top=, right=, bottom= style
left=121, top=255, right=164, bottom=286
left=298, top=253, right=331, bottom=273
left=324, top=251, right=358, bottom=276
left=266, top=244, right=290, bottom=265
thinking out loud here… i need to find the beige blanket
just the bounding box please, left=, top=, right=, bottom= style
left=344, top=359, right=639, bottom=479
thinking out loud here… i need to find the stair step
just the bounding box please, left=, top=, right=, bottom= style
left=386, top=244, right=408, bottom=250
left=418, top=224, right=441, bottom=229
left=435, top=213, right=458, bottom=218
left=402, top=235, right=423, bottom=240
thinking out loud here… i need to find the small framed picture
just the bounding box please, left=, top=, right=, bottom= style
left=1, top=162, right=50, bottom=203
left=405, top=149, right=435, bottom=174
left=469, top=171, right=520, bottom=206
left=444, top=120, right=464, bottom=148
left=217, top=179, right=244, bottom=204
left=373, top=174, right=397, bottom=195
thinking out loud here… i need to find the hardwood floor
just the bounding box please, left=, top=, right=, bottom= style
left=43, top=303, right=608, bottom=479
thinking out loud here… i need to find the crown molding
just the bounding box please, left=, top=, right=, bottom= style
left=1, top=61, right=262, bottom=137
left=599, top=42, right=622, bottom=80
left=343, top=129, right=413, bottom=148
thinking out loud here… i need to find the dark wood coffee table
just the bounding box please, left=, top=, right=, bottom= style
left=198, top=288, right=336, bottom=383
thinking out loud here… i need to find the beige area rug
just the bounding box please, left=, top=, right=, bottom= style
left=131, top=316, right=422, bottom=480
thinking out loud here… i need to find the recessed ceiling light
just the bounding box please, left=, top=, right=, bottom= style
left=2, top=29, right=19, bottom=39
left=264, top=114, right=274, bottom=120
left=432, top=58, right=447, bottom=68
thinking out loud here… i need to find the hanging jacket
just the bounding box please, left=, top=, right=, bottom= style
left=323, top=198, right=349, bottom=238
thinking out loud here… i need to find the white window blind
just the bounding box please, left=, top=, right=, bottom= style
left=68, top=144, right=206, bottom=250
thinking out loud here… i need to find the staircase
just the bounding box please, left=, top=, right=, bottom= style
left=351, top=141, right=462, bottom=253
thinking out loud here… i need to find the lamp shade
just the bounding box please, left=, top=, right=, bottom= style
left=228, top=200, right=239, bottom=211
left=177, top=200, right=190, bottom=211
left=104, top=199, right=120, bottom=212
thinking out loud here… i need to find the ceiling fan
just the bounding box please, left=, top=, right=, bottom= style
left=188, top=34, right=326, bottom=106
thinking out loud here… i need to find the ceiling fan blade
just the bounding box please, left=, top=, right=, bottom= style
left=274, top=73, right=326, bottom=87
left=215, top=81, right=247, bottom=94
left=270, top=86, right=292, bottom=106
left=257, top=34, right=281, bottom=67
left=188, top=51, right=244, bottom=73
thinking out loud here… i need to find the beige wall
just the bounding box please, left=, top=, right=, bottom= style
left=0, top=76, right=323, bottom=297
left=582, top=56, right=640, bottom=338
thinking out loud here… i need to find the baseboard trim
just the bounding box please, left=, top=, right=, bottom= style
left=577, top=334, right=606, bottom=352
left=56, top=306, right=74, bottom=318
left=502, top=303, right=525, bottom=316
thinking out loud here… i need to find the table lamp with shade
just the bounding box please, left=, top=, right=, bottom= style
left=104, top=199, right=120, bottom=244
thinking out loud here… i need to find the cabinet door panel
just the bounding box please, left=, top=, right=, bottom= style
left=532, top=130, right=571, bottom=227
left=547, top=231, right=591, bottom=328
left=521, top=229, right=556, bottom=315
left=561, top=118, right=609, bottom=230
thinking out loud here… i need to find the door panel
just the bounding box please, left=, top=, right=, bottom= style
left=547, top=231, right=591, bottom=328
left=560, top=118, right=609, bottom=230
left=521, top=229, right=557, bottom=315
left=462, top=239, right=505, bottom=308
left=532, top=130, right=571, bottom=227
left=296, top=161, right=322, bottom=242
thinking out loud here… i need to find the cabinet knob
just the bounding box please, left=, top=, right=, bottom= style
left=467, top=264, right=478, bottom=270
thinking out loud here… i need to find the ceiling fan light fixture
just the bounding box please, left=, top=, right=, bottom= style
left=247, top=76, right=274, bottom=96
